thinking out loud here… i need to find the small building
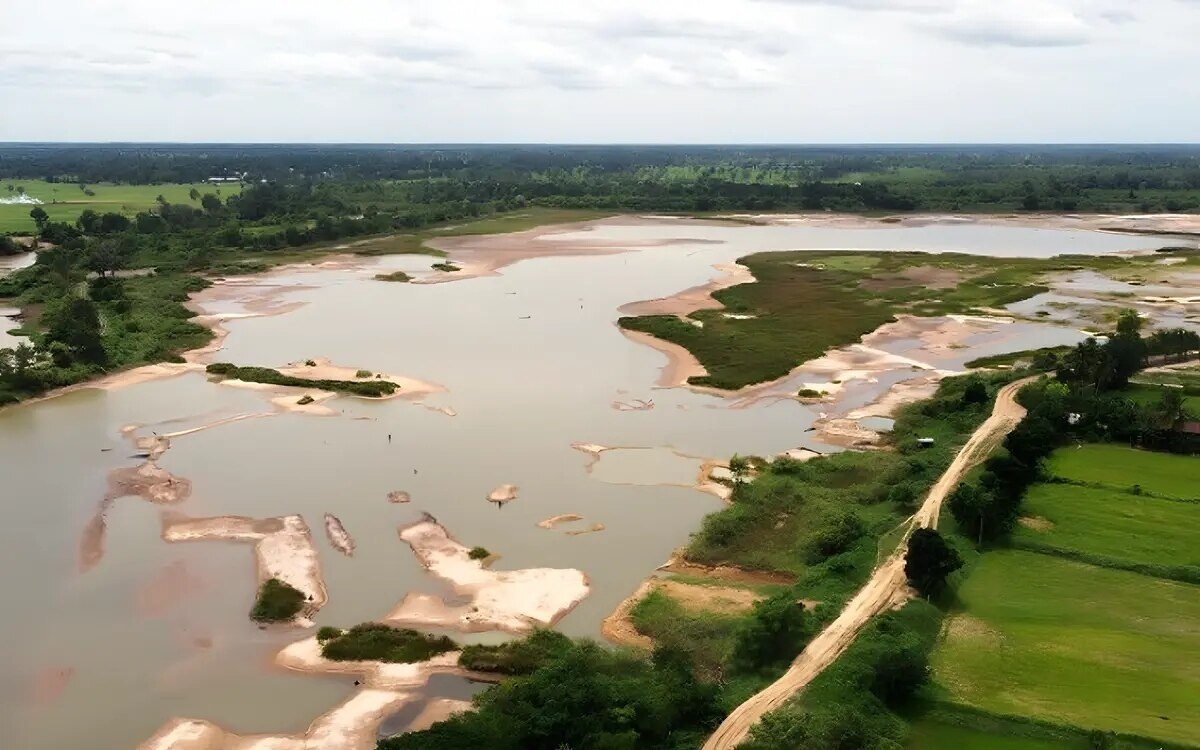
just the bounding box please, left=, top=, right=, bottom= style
left=916, top=437, right=936, bottom=448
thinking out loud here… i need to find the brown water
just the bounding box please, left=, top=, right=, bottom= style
left=0, top=219, right=1171, bottom=750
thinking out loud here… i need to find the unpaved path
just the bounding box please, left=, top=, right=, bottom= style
left=701, top=376, right=1036, bottom=750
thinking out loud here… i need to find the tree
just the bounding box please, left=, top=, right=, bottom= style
left=44, top=297, right=106, bottom=365
left=904, top=528, right=962, bottom=597
left=729, top=453, right=750, bottom=484
left=30, top=206, right=49, bottom=231
left=200, top=193, right=223, bottom=215
left=77, top=209, right=101, bottom=234
left=0, top=236, right=20, bottom=256
left=85, top=239, right=130, bottom=278
left=961, top=378, right=988, bottom=405
left=188, top=187, right=201, bottom=201
left=732, top=591, right=807, bottom=671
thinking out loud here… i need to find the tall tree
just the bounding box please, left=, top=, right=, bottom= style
left=905, top=528, right=962, bottom=597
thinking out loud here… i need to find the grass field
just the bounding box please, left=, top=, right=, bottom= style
left=1121, top=382, right=1200, bottom=414
left=1045, top=444, right=1200, bottom=499
left=0, top=180, right=242, bottom=233
left=906, top=719, right=1081, bottom=750
left=1014, top=482, right=1200, bottom=575
left=932, top=550, right=1200, bottom=745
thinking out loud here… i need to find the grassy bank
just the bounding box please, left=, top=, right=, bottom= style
left=618, top=250, right=1180, bottom=389
left=317, top=623, right=457, bottom=663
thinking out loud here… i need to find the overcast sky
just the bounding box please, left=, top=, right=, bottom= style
left=1, top=0, right=1196, bottom=143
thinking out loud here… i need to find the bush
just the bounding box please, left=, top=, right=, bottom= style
left=320, top=623, right=458, bottom=663
left=458, top=629, right=573, bottom=675
left=468, top=546, right=490, bottom=560
left=297, top=394, right=314, bottom=405
left=431, top=262, right=460, bottom=272
left=354, top=369, right=372, bottom=378
left=373, top=271, right=411, bottom=282
left=316, top=626, right=342, bottom=643
left=732, top=591, right=808, bottom=672
left=205, top=363, right=398, bottom=397
left=904, top=528, right=962, bottom=597
left=251, top=578, right=306, bottom=622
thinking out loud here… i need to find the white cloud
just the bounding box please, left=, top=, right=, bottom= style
left=0, top=0, right=1195, bottom=141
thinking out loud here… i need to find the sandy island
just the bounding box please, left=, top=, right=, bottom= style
left=486, top=483, right=519, bottom=504
left=161, top=514, right=327, bottom=625
left=386, top=513, right=589, bottom=634
left=324, top=513, right=355, bottom=556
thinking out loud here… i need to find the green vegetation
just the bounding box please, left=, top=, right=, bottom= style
left=458, top=629, right=573, bottom=675
left=1013, top=481, right=1200, bottom=582
left=618, top=251, right=1154, bottom=389
left=205, top=363, right=399, bottom=397
left=905, top=718, right=1082, bottom=750
left=250, top=578, right=306, bottom=623
left=0, top=180, right=243, bottom=233
left=431, top=261, right=460, bottom=272
left=467, top=546, right=490, bottom=560
left=373, top=271, right=411, bottom=282
left=354, top=369, right=372, bottom=377
left=630, top=587, right=745, bottom=681
left=965, top=346, right=1072, bottom=370
left=1045, top=444, right=1199, bottom=499
left=381, top=638, right=720, bottom=750
left=933, top=550, right=1200, bottom=745
left=742, top=601, right=942, bottom=750
left=904, top=528, right=963, bottom=597
left=319, top=623, right=457, bottom=663
left=688, top=373, right=1012, bottom=580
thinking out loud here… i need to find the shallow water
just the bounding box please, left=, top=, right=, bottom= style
left=0, top=218, right=1167, bottom=750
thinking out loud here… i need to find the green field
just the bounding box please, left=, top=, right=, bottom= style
left=0, top=180, right=242, bottom=232
left=906, top=719, right=1081, bottom=750
left=1014, top=482, right=1200, bottom=575
left=1045, top=444, right=1200, bottom=499
left=1121, top=382, right=1200, bottom=414
left=932, top=550, right=1200, bottom=745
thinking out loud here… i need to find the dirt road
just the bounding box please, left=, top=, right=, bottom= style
left=701, top=376, right=1036, bottom=750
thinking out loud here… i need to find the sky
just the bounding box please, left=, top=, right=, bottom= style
left=1, top=0, right=1197, bottom=143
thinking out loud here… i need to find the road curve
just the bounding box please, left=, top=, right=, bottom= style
left=701, top=376, right=1036, bottom=750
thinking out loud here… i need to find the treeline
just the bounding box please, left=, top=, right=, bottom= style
left=5, top=144, right=1200, bottom=213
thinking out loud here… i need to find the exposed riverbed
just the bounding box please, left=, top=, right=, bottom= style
left=0, top=216, right=1183, bottom=750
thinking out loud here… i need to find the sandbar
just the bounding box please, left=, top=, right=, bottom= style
left=387, top=514, right=589, bottom=634
left=161, top=514, right=327, bottom=624
left=324, top=513, right=355, bottom=556
left=486, top=483, right=519, bottom=504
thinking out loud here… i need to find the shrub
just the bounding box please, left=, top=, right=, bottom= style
left=251, top=578, right=306, bottom=622
left=468, top=546, right=491, bottom=560
left=320, top=623, right=458, bottom=663
left=797, top=388, right=824, bottom=398
left=316, top=626, right=342, bottom=643
left=431, top=262, right=460, bottom=272
left=297, top=394, right=314, bottom=405
left=354, top=369, right=372, bottom=378
left=458, top=629, right=573, bottom=675
left=205, top=363, right=398, bottom=397
left=373, top=271, right=411, bottom=282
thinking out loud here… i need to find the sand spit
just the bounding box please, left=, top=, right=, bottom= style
left=724, top=211, right=1200, bottom=238
left=106, top=461, right=193, bottom=505
left=601, top=578, right=657, bottom=649
left=324, top=513, right=355, bottom=556
left=696, top=460, right=735, bottom=503
left=570, top=442, right=610, bottom=469
left=612, top=398, right=655, bottom=411
left=387, top=514, right=590, bottom=634
left=565, top=523, right=606, bottom=536
left=486, top=483, right=519, bottom=505
left=405, top=698, right=474, bottom=733
left=161, top=514, right=327, bottom=624
left=619, top=328, right=709, bottom=387
left=387, top=490, right=412, bottom=504
left=538, top=513, right=584, bottom=529
left=619, top=261, right=755, bottom=318
left=422, top=216, right=684, bottom=283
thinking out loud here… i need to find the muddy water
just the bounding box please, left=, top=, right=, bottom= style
left=0, top=219, right=1167, bottom=750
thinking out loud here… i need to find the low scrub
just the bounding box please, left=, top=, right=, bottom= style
left=251, top=578, right=306, bottom=622
left=319, top=623, right=457, bottom=663
left=458, top=629, right=573, bottom=675
left=205, top=362, right=398, bottom=397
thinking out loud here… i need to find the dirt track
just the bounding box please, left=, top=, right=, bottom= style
left=701, top=376, right=1036, bottom=750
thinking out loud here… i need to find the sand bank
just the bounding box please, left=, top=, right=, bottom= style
left=161, top=514, right=327, bottom=624
left=486, top=483, right=519, bottom=504
left=619, top=329, right=708, bottom=387
left=600, top=578, right=657, bottom=649
left=387, top=490, right=412, bottom=504
left=537, top=513, right=583, bottom=529
left=387, top=514, right=589, bottom=633
left=324, top=513, right=355, bottom=556
left=618, top=262, right=754, bottom=318
left=404, top=698, right=474, bottom=733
